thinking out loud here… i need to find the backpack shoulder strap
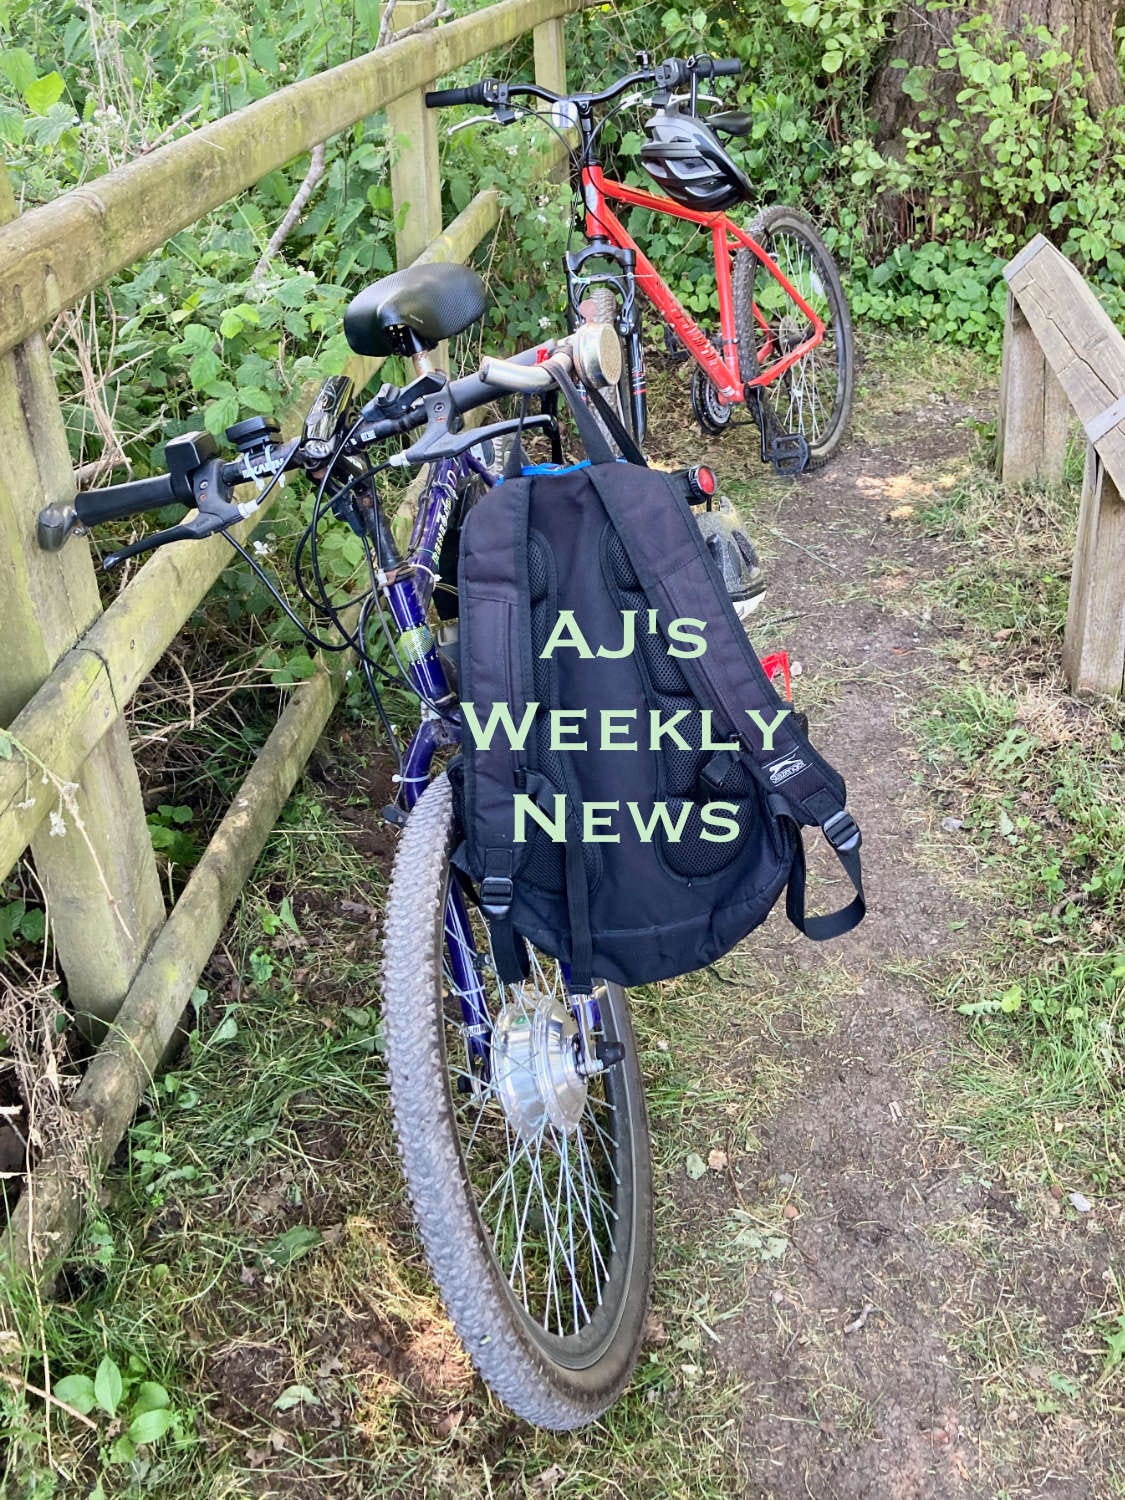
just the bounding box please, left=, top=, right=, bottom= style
left=456, top=474, right=538, bottom=983
left=549, top=362, right=647, bottom=467
left=585, top=463, right=865, bottom=939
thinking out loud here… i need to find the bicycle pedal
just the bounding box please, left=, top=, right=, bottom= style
left=381, top=802, right=408, bottom=828
left=663, top=324, right=688, bottom=362
left=767, top=433, right=809, bottom=476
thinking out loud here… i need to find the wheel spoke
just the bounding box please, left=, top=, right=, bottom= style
left=435, top=885, right=629, bottom=1341
left=737, top=215, right=850, bottom=460
left=383, top=775, right=651, bottom=1424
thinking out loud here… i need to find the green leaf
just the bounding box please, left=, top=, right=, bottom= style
left=19, top=908, right=45, bottom=943
left=685, top=1153, right=706, bottom=1180
left=93, top=1355, right=123, bottom=1417
left=189, top=349, right=223, bottom=390
left=0, top=47, right=36, bottom=96
left=108, top=1434, right=135, bottom=1464
left=821, top=50, right=843, bottom=73
left=210, top=1013, right=238, bottom=1044
left=261, top=1224, right=322, bottom=1267
left=273, top=1383, right=319, bottom=1411
left=999, top=984, right=1023, bottom=1014
left=52, top=1374, right=96, bottom=1415
left=249, top=36, right=278, bottom=73
left=24, top=71, right=64, bottom=115
left=128, top=1406, right=175, bottom=1445
left=130, top=1381, right=171, bottom=1417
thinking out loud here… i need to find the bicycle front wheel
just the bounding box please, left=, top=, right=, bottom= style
left=734, top=205, right=854, bottom=467
left=381, top=774, right=653, bottom=1430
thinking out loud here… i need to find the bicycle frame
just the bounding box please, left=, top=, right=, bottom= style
left=579, top=164, right=825, bottom=407
left=376, top=455, right=495, bottom=1060
left=382, top=452, right=605, bottom=1077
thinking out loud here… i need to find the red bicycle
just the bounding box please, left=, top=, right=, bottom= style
left=427, top=53, right=854, bottom=473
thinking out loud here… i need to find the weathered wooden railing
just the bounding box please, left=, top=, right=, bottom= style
left=997, top=235, right=1125, bottom=698
left=0, top=0, right=588, bottom=1278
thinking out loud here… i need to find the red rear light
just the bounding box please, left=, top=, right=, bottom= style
left=685, top=465, right=717, bottom=503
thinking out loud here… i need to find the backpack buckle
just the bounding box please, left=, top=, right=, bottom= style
left=480, top=875, right=514, bottom=917
left=823, top=809, right=861, bottom=853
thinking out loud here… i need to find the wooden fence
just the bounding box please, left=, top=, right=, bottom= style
left=997, top=235, right=1125, bottom=699
left=0, top=0, right=588, bottom=1279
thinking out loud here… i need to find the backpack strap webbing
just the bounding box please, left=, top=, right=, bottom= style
left=583, top=461, right=865, bottom=941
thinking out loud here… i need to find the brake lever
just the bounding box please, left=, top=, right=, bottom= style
left=102, top=515, right=229, bottom=569
left=102, top=457, right=245, bottom=570
left=447, top=113, right=499, bottom=135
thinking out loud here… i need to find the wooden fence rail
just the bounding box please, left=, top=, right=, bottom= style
left=997, top=235, right=1125, bottom=698
left=0, top=0, right=588, bottom=1279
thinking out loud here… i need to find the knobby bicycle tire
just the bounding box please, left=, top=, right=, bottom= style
left=381, top=774, right=654, bottom=1429
left=733, top=205, right=854, bottom=468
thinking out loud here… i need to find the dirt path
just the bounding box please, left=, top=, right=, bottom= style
left=24, top=341, right=1119, bottom=1500
left=642, top=356, right=1121, bottom=1499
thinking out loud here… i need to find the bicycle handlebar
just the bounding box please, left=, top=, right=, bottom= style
left=425, top=55, right=742, bottom=115
left=425, top=83, right=488, bottom=108
left=447, top=343, right=548, bottom=412
left=72, top=472, right=180, bottom=529
left=41, top=337, right=555, bottom=557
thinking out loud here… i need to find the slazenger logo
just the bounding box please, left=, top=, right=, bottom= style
left=766, top=754, right=808, bottom=787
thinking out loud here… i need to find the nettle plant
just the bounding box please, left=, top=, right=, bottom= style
left=894, top=16, right=1125, bottom=270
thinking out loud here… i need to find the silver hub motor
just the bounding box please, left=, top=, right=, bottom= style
left=493, top=993, right=588, bottom=1140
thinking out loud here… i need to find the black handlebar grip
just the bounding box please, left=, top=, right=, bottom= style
left=710, top=57, right=742, bottom=77
left=73, top=473, right=178, bottom=526
left=425, top=83, right=486, bottom=108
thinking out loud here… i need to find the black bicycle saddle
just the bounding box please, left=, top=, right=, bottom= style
left=344, top=262, right=488, bottom=358
left=707, top=110, right=752, bottom=138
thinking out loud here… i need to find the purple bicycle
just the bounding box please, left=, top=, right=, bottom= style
left=39, top=259, right=652, bottom=1431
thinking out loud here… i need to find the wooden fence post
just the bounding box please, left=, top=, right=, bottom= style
left=1063, top=443, right=1125, bottom=697
left=385, top=2, right=444, bottom=267
left=533, top=16, right=567, bottom=96
left=997, top=288, right=1071, bottom=485
left=0, top=164, right=163, bottom=1032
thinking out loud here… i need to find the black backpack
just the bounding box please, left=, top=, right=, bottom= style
left=449, top=372, right=865, bottom=992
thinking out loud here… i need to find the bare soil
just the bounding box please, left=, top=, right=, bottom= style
left=651, top=364, right=1124, bottom=1498
left=184, top=352, right=1124, bottom=1497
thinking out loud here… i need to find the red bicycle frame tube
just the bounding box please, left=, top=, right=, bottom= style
left=581, top=165, right=825, bottom=407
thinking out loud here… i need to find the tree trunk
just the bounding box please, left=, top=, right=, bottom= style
left=870, top=0, right=1124, bottom=147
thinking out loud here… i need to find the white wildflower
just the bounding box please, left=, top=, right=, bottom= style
left=252, top=539, right=272, bottom=557
left=48, top=810, right=66, bottom=838
left=16, top=798, right=34, bottom=811
left=539, top=316, right=551, bottom=330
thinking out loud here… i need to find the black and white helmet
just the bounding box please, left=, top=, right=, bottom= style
left=640, top=110, right=751, bottom=212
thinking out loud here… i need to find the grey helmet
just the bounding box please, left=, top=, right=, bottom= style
left=640, top=110, right=752, bottom=212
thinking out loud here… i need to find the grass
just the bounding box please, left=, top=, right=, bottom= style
left=3, top=329, right=1123, bottom=1495
left=894, top=463, right=1125, bottom=1187
left=2, top=737, right=844, bottom=1497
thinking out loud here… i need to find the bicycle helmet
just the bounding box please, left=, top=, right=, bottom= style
left=640, top=110, right=751, bottom=212
left=693, top=496, right=765, bottom=614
